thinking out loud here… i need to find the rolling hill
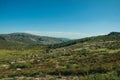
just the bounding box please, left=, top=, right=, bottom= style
left=0, top=32, right=120, bottom=80
left=48, top=32, right=120, bottom=49
left=0, top=33, right=69, bottom=45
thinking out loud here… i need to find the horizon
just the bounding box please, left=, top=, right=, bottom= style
left=0, top=0, right=120, bottom=39
left=0, top=31, right=119, bottom=40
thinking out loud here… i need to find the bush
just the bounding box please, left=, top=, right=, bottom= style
left=10, top=63, right=32, bottom=69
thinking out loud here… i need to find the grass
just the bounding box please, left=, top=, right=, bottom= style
left=0, top=40, right=120, bottom=79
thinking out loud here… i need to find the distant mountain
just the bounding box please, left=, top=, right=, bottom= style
left=108, top=32, right=120, bottom=36
left=0, top=32, right=119, bottom=50
left=0, top=33, right=69, bottom=45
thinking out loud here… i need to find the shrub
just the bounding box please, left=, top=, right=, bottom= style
left=10, top=63, right=32, bottom=69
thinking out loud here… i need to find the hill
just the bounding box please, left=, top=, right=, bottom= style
left=0, top=33, right=69, bottom=45
left=48, top=32, right=120, bottom=49
left=0, top=32, right=120, bottom=80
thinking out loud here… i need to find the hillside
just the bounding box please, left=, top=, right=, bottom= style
left=0, top=32, right=120, bottom=80
left=0, top=33, right=69, bottom=45
left=48, top=32, right=120, bottom=49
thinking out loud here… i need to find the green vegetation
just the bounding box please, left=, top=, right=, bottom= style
left=0, top=32, right=120, bottom=80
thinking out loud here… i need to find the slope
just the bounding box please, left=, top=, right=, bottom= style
left=0, top=33, right=69, bottom=45
left=0, top=32, right=120, bottom=79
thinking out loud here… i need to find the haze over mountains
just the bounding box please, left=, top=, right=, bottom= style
left=0, top=32, right=120, bottom=45
left=0, top=32, right=119, bottom=45
left=0, top=32, right=119, bottom=50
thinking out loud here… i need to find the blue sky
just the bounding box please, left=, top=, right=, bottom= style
left=0, top=0, right=120, bottom=39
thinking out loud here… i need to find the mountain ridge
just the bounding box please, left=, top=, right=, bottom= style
left=48, top=32, right=120, bottom=49
left=0, top=32, right=69, bottom=45
left=0, top=32, right=119, bottom=50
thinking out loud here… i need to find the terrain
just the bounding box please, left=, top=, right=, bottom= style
left=0, top=32, right=120, bottom=80
left=0, top=33, right=68, bottom=45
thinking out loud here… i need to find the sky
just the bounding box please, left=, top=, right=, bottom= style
left=0, top=0, right=120, bottom=39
